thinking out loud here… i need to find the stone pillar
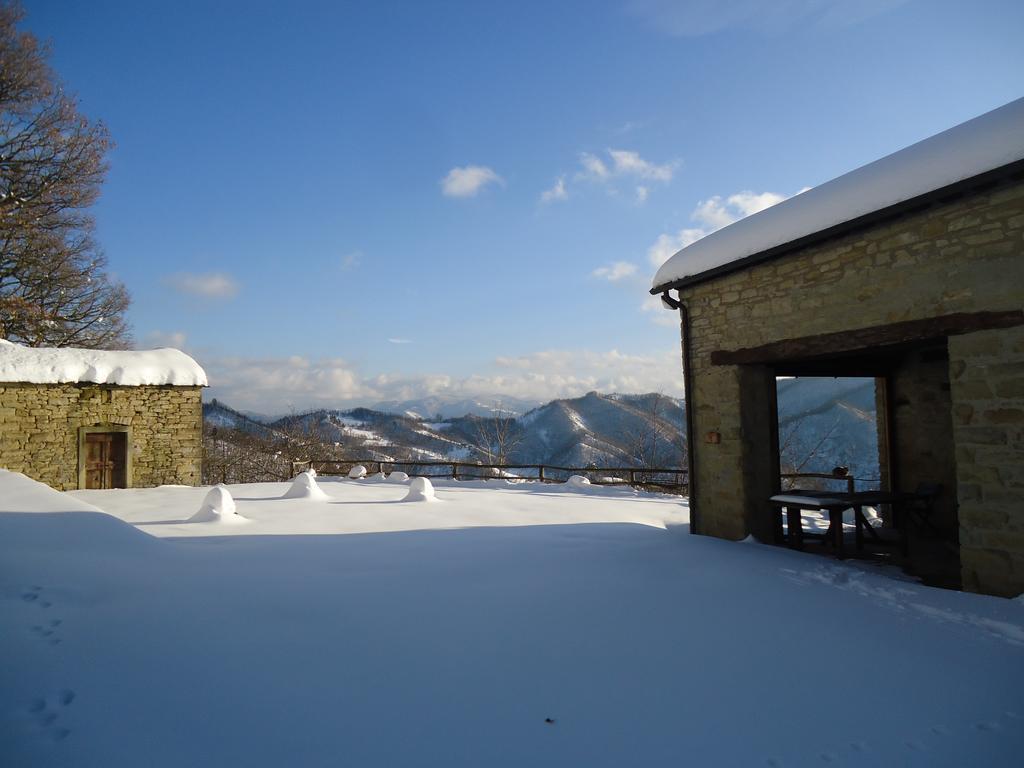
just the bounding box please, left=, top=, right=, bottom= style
left=738, top=365, right=778, bottom=542
left=691, top=364, right=746, bottom=539
left=949, top=326, right=1024, bottom=597
left=690, top=363, right=776, bottom=541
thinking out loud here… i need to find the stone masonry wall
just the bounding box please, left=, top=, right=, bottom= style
left=949, top=326, right=1024, bottom=597
left=676, top=176, right=1024, bottom=594
left=0, top=383, right=203, bottom=491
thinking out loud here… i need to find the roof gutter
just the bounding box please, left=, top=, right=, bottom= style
left=660, top=290, right=699, bottom=536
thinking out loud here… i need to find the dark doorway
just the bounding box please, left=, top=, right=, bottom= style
left=767, top=346, right=961, bottom=587
left=84, top=431, right=128, bottom=489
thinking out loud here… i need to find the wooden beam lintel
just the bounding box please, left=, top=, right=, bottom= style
left=710, top=310, right=1024, bottom=366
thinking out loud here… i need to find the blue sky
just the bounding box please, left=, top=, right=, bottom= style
left=23, top=0, right=1024, bottom=413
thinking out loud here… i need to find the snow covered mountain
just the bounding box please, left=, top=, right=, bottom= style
left=776, top=377, right=880, bottom=479
left=370, top=394, right=541, bottom=420
left=204, top=379, right=880, bottom=477
left=203, top=399, right=277, bottom=439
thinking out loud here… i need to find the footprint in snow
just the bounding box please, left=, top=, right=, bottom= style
left=29, top=615, right=64, bottom=645
left=26, top=689, right=75, bottom=741
left=21, top=585, right=53, bottom=608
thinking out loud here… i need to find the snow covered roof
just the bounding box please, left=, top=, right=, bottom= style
left=0, top=339, right=208, bottom=386
left=652, top=97, right=1024, bottom=292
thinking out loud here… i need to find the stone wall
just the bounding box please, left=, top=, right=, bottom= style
left=949, top=326, right=1024, bottom=596
left=886, top=345, right=961, bottom=586
left=675, top=175, right=1024, bottom=595
left=0, top=383, right=203, bottom=491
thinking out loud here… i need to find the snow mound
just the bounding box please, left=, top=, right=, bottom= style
left=348, top=465, right=368, bottom=479
left=282, top=470, right=329, bottom=500
left=0, top=469, right=161, bottom=553
left=189, top=485, right=247, bottom=524
left=386, top=471, right=410, bottom=483
left=0, top=338, right=207, bottom=386
left=402, top=477, right=437, bottom=502
left=566, top=475, right=591, bottom=488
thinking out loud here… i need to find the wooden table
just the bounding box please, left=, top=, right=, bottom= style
left=769, top=490, right=904, bottom=558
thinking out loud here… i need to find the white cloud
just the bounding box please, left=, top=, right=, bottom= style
left=692, top=190, right=788, bottom=229
left=576, top=148, right=676, bottom=184
left=164, top=271, right=239, bottom=298
left=577, top=152, right=610, bottom=180
left=646, top=189, right=796, bottom=269
left=616, top=120, right=644, bottom=135
left=647, top=228, right=707, bottom=268
left=569, top=149, right=678, bottom=204
left=540, top=176, right=568, bottom=203
left=340, top=251, right=362, bottom=271
left=204, top=354, right=376, bottom=413
left=628, top=0, right=910, bottom=37
left=440, top=165, right=504, bottom=198
left=607, top=149, right=676, bottom=181
left=641, top=293, right=683, bottom=327
left=387, top=338, right=413, bottom=344
left=489, top=348, right=685, bottom=400
left=142, top=330, right=187, bottom=349
left=592, top=261, right=638, bottom=282
left=201, top=347, right=685, bottom=413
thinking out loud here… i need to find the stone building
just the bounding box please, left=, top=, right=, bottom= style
left=0, top=340, right=207, bottom=491
left=651, top=98, right=1024, bottom=597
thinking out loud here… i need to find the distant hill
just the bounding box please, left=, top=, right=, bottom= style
left=204, top=378, right=881, bottom=479
left=776, top=377, right=879, bottom=479
left=203, top=399, right=276, bottom=439
left=370, top=394, right=541, bottom=420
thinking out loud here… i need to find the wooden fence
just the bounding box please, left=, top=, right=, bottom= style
left=780, top=471, right=881, bottom=493
left=291, top=459, right=688, bottom=492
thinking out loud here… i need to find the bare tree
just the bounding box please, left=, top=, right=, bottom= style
left=622, top=393, right=683, bottom=470
left=778, top=414, right=842, bottom=490
left=474, top=402, right=522, bottom=467
left=0, top=2, right=129, bottom=348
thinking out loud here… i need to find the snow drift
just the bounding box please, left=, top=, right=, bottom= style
left=402, top=476, right=437, bottom=502
left=188, top=485, right=246, bottom=524
left=0, top=338, right=207, bottom=387
left=281, top=470, right=329, bottom=500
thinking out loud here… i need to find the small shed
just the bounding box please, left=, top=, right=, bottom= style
left=651, top=98, right=1024, bottom=597
left=0, top=340, right=207, bottom=491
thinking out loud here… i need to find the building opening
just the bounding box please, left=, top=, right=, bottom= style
left=767, top=341, right=961, bottom=587
left=82, top=428, right=129, bottom=489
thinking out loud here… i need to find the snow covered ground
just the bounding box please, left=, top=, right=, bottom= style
left=2, top=470, right=1023, bottom=767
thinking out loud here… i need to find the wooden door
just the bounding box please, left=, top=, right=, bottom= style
left=84, top=432, right=127, bottom=489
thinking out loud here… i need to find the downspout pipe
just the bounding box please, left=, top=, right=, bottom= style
left=661, top=291, right=699, bottom=536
